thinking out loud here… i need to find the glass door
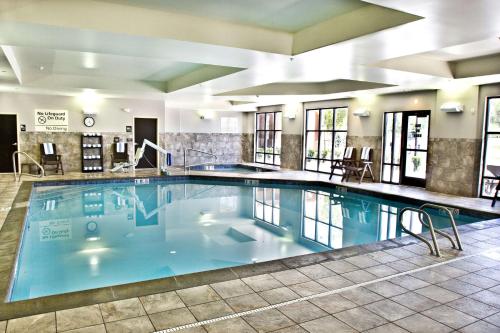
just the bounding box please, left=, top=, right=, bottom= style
left=480, top=96, right=500, bottom=197
left=401, top=111, right=430, bottom=187
left=382, top=112, right=403, bottom=184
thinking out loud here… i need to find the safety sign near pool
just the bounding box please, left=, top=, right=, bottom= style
left=35, top=109, right=68, bottom=132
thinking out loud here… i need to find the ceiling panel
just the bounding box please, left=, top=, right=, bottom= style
left=100, top=0, right=367, bottom=32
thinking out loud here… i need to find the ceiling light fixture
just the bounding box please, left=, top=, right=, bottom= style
left=39, top=65, right=44, bottom=71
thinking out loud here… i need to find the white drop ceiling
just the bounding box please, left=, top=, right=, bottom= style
left=0, top=0, right=499, bottom=111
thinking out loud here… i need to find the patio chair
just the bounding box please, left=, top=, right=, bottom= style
left=487, top=165, right=500, bottom=207
left=40, top=143, right=64, bottom=175
left=111, top=142, right=129, bottom=168
left=343, top=147, right=375, bottom=183
left=329, top=147, right=355, bottom=180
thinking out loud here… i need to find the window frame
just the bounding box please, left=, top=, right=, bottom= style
left=253, top=187, right=280, bottom=225
left=254, top=111, right=282, bottom=166
left=480, top=96, right=500, bottom=198
left=301, top=190, right=343, bottom=249
left=304, top=107, right=348, bottom=174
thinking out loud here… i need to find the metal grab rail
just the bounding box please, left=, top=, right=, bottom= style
left=12, top=151, right=45, bottom=182
left=398, top=207, right=441, bottom=257
left=419, top=203, right=463, bottom=251
left=183, top=148, right=217, bottom=170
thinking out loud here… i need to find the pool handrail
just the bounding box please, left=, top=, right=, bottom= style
left=184, top=148, right=218, bottom=170
left=12, top=151, right=45, bottom=182
left=419, top=203, right=463, bottom=251
left=398, top=207, right=441, bottom=257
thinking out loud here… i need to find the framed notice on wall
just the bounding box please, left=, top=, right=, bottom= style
left=34, top=109, right=69, bottom=132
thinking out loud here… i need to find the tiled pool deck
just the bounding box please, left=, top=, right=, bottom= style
left=0, top=169, right=500, bottom=333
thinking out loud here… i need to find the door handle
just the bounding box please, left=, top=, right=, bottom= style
left=12, top=143, right=17, bottom=146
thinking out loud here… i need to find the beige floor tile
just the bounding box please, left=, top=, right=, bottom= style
left=105, top=316, right=154, bottom=333
left=210, top=279, right=253, bottom=299
left=139, top=291, right=185, bottom=314
left=56, top=305, right=103, bottom=332
left=6, top=313, right=55, bottom=333
left=225, top=293, right=269, bottom=312
left=149, top=307, right=196, bottom=331
left=300, top=315, right=356, bottom=333
left=278, top=301, right=327, bottom=323
left=177, top=285, right=220, bottom=306
left=242, top=274, right=284, bottom=292
left=99, top=298, right=146, bottom=322
left=204, top=318, right=256, bottom=333
left=188, top=300, right=234, bottom=321
left=62, top=324, right=106, bottom=333
left=243, top=309, right=295, bottom=332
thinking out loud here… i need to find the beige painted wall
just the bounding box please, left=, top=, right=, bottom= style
left=0, top=92, right=246, bottom=135
left=249, top=86, right=490, bottom=140
left=0, top=92, right=165, bottom=133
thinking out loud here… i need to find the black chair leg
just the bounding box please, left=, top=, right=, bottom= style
left=492, top=183, right=499, bottom=207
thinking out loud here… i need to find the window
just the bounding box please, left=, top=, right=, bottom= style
left=302, top=190, right=343, bottom=249
left=254, top=187, right=280, bottom=225
left=480, top=96, right=500, bottom=197
left=221, top=117, right=239, bottom=133
left=255, top=111, right=282, bottom=165
left=304, top=108, right=348, bottom=174
left=382, top=112, right=403, bottom=184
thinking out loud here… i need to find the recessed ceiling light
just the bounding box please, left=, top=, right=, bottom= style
left=39, top=66, right=45, bottom=71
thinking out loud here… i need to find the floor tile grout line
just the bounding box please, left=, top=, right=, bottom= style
left=153, top=246, right=500, bottom=333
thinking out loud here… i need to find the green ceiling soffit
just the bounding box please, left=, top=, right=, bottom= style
left=216, top=79, right=394, bottom=96
left=292, top=4, right=422, bottom=55
left=144, top=64, right=245, bottom=93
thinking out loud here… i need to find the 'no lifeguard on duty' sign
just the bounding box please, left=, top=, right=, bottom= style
left=34, top=109, right=68, bottom=132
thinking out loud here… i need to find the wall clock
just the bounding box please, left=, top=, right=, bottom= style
left=84, top=116, right=95, bottom=127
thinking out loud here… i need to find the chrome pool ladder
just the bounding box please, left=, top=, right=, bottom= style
left=397, top=203, right=463, bottom=257
left=12, top=151, right=45, bottom=182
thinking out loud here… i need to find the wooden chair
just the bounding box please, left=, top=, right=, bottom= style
left=329, top=147, right=355, bottom=180
left=343, top=147, right=375, bottom=183
left=487, top=165, right=500, bottom=207
left=40, top=143, right=64, bottom=175
left=111, top=142, right=129, bottom=167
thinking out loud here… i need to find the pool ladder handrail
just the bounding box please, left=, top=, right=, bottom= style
left=183, top=148, right=218, bottom=170
left=397, top=203, right=463, bottom=257
left=12, top=151, right=45, bottom=182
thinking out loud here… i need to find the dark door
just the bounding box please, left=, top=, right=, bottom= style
left=134, top=118, right=157, bottom=169
left=400, top=110, right=430, bottom=187
left=0, top=115, right=17, bottom=172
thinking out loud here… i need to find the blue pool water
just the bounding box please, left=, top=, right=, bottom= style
left=10, top=179, right=486, bottom=301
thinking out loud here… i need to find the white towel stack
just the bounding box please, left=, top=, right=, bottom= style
left=361, top=147, right=371, bottom=160
left=344, top=147, right=353, bottom=159
left=43, top=143, right=54, bottom=155
left=116, top=142, right=126, bottom=153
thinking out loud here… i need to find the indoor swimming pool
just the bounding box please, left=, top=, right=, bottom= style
left=9, top=178, right=490, bottom=301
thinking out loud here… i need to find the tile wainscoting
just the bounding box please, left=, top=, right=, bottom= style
left=281, top=134, right=303, bottom=170
left=18, top=132, right=133, bottom=172
left=427, top=138, right=482, bottom=197
left=346, top=136, right=383, bottom=181
left=241, top=133, right=254, bottom=163
left=160, top=133, right=244, bottom=166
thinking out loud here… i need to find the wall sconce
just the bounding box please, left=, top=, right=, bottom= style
left=353, top=108, right=370, bottom=117
left=440, top=102, right=464, bottom=113
left=198, top=109, right=215, bottom=120
left=284, top=102, right=301, bottom=119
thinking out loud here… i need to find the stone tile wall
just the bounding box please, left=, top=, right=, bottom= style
left=426, top=138, right=481, bottom=197
left=346, top=136, right=382, bottom=181
left=281, top=134, right=303, bottom=170
left=160, top=133, right=244, bottom=166
left=241, top=133, right=254, bottom=163
left=18, top=132, right=132, bottom=172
